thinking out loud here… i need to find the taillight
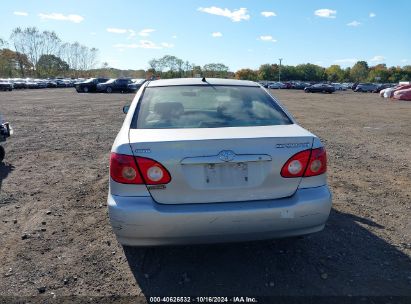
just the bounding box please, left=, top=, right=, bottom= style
left=281, top=147, right=327, bottom=178
left=135, top=157, right=171, bottom=185
left=110, top=153, right=171, bottom=185
left=304, top=147, right=327, bottom=177
left=110, top=153, right=143, bottom=184
left=281, top=150, right=311, bottom=177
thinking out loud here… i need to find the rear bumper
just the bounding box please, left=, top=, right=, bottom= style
left=107, top=186, right=332, bottom=246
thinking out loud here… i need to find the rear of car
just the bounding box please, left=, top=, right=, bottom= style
left=393, top=88, right=411, bottom=100
left=108, top=78, right=332, bottom=246
left=354, top=83, right=377, bottom=92
left=304, top=84, right=335, bottom=93
left=76, top=78, right=109, bottom=93
left=97, top=78, right=134, bottom=93
left=0, top=80, right=14, bottom=91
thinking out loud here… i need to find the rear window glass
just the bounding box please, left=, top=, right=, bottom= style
left=133, top=85, right=292, bottom=129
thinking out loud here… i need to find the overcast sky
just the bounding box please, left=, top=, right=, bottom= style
left=1, top=0, right=410, bottom=71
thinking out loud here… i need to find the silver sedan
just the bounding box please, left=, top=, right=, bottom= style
left=108, top=78, right=332, bottom=246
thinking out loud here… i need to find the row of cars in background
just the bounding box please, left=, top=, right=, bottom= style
left=0, top=77, right=147, bottom=94
left=260, top=81, right=398, bottom=94
left=0, top=78, right=80, bottom=91
left=379, top=83, right=411, bottom=100
left=74, top=78, right=146, bottom=93
left=260, top=81, right=351, bottom=92
left=351, top=83, right=394, bottom=93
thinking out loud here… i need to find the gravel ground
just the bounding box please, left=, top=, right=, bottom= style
left=0, top=88, right=410, bottom=301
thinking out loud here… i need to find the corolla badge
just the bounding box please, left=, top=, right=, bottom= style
left=276, top=143, right=310, bottom=149
left=218, top=150, right=236, bottom=162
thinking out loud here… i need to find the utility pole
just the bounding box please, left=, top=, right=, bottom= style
left=278, top=58, right=283, bottom=82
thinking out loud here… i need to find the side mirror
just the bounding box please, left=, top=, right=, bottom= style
left=123, top=105, right=130, bottom=114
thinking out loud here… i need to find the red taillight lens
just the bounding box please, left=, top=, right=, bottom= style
left=135, top=157, right=171, bottom=185
left=304, top=147, right=327, bottom=177
left=110, top=153, right=143, bottom=184
left=281, top=147, right=327, bottom=178
left=110, top=153, right=171, bottom=185
left=281, top=150, right=311, bottom=177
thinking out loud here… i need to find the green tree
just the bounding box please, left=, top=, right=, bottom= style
left=295, top=64, right=325, bottom=81
left=350, top=61, right=369, bottom=82
left=37, top=54, right=69, bottom=77
left=203, top=63, right=229, bottom=78
left=0, top=48, right=32, bottom=77
left=258, top=64, right=277, bottom=80
left=388, top=66, right=409, bottom=82
left=368, top=64, right=389, bottom=83
left=235, top=68, right=258, bottom=80
left=325, top=65, right=344, bottom=82
left=280, top=65, right=299, bottom=81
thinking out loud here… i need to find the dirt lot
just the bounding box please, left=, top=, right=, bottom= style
left=0, top=88, right=410, bottom=300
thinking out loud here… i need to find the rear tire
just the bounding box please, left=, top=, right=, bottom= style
left=83, top=86, right=89, bottom=93
left=106, top=87, right=112, bottom=93
left=0, top=146, right=5, bottom=162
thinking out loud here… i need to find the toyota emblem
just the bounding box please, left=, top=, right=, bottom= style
left=218, top=150, right=236, bottom=162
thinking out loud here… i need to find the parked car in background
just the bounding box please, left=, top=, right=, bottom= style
left=75, top=78, right=110, bottom=93
left=131, top=78, right=147, bottom=86
left=108, top=78, right=332, bottom=246
left=46, top=80, right=58, bottom=88
left=332, top=83, right=346, bottom=91
left=10, top=79, right=27, bottom=89
left=129, top=79, right=147, bottom=92
left=342, top=83, right=353, bottom=89
left=35, top=79, right=48, bottom=89
left=0, top=80, right=13, bottom=91
left=55, top=79, right=68, bottom=88
left=374, top=84, right=391, bottom=93
left=354, top=83, right=378, bottom=92
left=381, top=84, right=411, bottom=98
left=96, top=78, right=136, bottom=93
left=268, top=82, right=286, bottom=89
left=26, top=79, right=39, bottom=89
left=393, top=88, right=411, bottom=101
left=291, top=82, right=310, bottom=90
left=304, top=83, right=335, bottom=93
left=258, top=81, right=269, bottom=88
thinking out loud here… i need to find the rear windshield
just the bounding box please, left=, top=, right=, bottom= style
left=133, top=85, right=292, bottom=129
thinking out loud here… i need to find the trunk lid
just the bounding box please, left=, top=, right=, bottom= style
left=129, top=124, right=314, bottom=204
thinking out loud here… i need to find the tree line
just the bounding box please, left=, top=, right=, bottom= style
left=0, top=27, right=98, bottom=78
left=146, top=58, right=410, bottom=83
left=235, top=61, right=411, bottom=83
left=147, top=55, right=231, bottom=79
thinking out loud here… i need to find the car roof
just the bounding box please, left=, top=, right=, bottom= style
left=146, top=78, right=259, bottom=87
